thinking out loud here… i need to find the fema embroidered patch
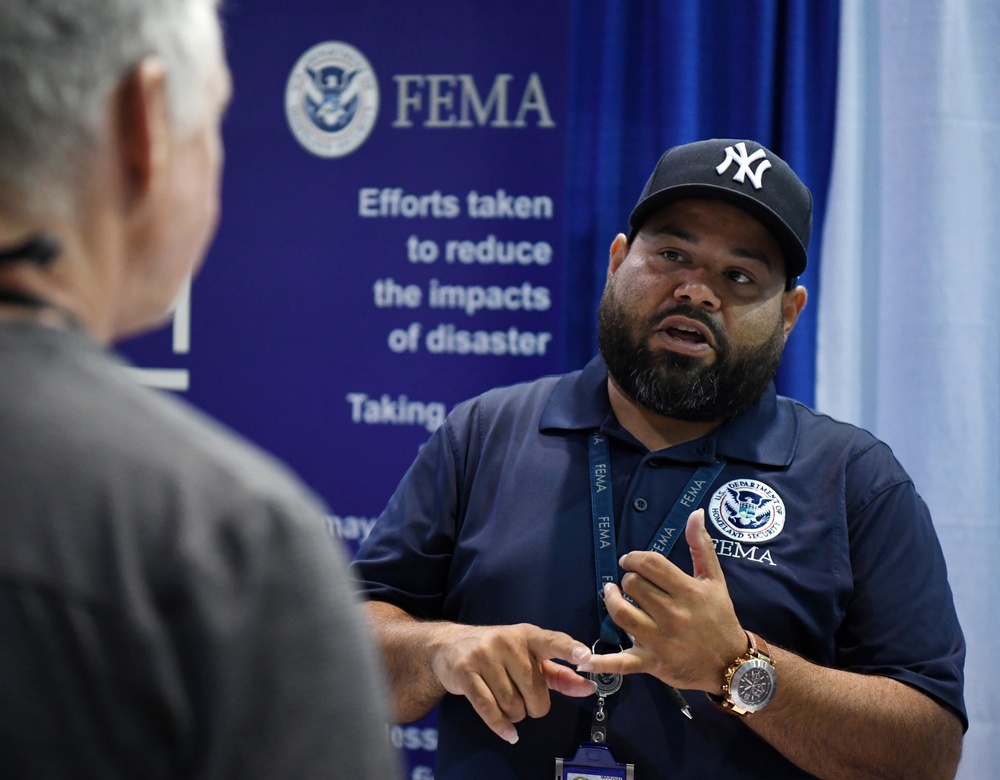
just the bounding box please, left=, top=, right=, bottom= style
left=708, top=479, right=785, bottom=543
left=285, top=41, right=379, bottom=158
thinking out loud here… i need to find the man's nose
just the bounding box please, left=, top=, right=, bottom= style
left=673, top=268, right=721, bottom=311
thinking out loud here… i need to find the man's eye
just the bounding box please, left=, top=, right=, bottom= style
left=660, top=250, right=683, bottom=262
left=728, top=269, right=754, bottom=284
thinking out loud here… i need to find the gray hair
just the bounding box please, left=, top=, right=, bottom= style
left=0, top=0, right=223, bottom=218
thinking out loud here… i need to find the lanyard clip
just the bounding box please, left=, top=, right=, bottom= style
left=590, top=696, right=608, bottom=743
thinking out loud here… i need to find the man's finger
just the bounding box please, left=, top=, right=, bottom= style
left=462, top=673, right=520, bottom=745
left=686, top=508, right=724, bottom=582
left=526, top=628, right=592, bottom=666
left=541, top=659, right=598, bottom=698
left=601, top=580, right=653, bottom=638
left=618, top=547, right=684, bottom=596
left=500, top=653, right=552, bottom=720
left=479, top=661, right=532, bottom=722
left=575, top=647, right=646, bottom=676
left=500, top=628, right=591, bottom=717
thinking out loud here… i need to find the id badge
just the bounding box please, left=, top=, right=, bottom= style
left=555, top=742, right=634, bottom=779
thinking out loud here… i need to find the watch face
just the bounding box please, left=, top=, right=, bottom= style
left=731, top=659, right=776, bottom=712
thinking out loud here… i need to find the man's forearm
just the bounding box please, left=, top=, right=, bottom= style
left=363, top=600, right=449, bottom=723
left=746, top=646, right=963, bottom=780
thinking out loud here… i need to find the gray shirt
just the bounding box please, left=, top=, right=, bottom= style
left=0, top=319, right=401, bottom=779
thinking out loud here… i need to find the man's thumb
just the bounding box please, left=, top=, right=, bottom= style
left=686, top=508, right=723, bottom=580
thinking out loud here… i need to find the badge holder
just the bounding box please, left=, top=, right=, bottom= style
left=555, top=646, right=635, bottom=779
left=555, top=743, right=634, bottom=780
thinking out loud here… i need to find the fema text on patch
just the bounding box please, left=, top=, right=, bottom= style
left=712, top=538, right=776, bottom=566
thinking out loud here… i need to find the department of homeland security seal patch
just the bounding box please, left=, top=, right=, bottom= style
left=285, top=41, right=379, bottom=158
left=708, top=479, right=786, bottom=543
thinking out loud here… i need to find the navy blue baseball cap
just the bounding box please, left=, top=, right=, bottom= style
left=628, top=139, right=813, bottom=279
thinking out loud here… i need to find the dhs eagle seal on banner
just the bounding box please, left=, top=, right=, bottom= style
left=708, top=479, right=786, bottom=543
left=285, top=41, right=379, bottom=158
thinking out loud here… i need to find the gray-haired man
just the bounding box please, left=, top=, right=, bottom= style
left=0, top=2, right=400, bottom=776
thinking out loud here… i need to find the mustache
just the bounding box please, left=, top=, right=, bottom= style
left=643, top=303, right=725, bottom=349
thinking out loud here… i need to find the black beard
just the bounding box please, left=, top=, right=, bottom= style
left=597, top=291, right=785, bottom=423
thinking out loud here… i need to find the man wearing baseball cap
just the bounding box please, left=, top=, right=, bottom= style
left=353, top=139, right=967, bottom=778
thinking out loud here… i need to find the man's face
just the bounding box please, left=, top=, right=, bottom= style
left=597, top=198, right=805, bottom=422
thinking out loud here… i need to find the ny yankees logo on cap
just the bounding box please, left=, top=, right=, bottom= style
left=716, top=142, right=772, bottom=190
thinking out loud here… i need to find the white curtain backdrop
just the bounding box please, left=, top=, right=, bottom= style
left=817, top=0, right=1000, bottom=775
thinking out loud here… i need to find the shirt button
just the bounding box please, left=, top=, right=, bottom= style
left=633, top=497, right=648, bottom=512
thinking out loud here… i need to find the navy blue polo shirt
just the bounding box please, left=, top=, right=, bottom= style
left=353, top=355, right=966, bottom=780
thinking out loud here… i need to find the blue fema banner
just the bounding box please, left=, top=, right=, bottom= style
left=118, top=1, right=571, bottom=776
left=120, top=0, right=570, bottom=522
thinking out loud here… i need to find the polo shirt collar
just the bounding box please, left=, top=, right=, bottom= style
left=539, top=354, right=798, bottom=468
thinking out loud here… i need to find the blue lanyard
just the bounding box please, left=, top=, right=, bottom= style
left=588, top=431, right=726, bottom=647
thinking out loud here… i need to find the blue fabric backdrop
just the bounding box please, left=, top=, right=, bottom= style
left=120, top=1, right=1000, bottom=776
left=817, top=1, right=999, bottom=776
left=564, top=0, right=840, bottom=406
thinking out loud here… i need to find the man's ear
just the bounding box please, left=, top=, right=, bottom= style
left=782, top=284, right=808, bottom=338
left=114, top=58, right=170, bottom=204
left=607, top=233, right=629, bottom=281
